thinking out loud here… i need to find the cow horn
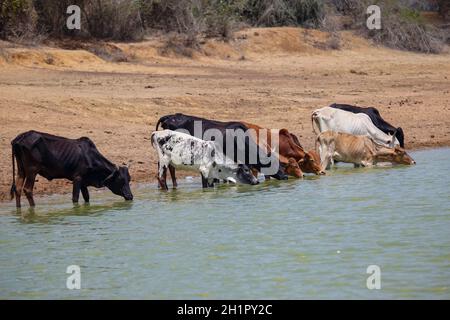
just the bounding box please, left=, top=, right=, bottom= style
left=392, top=128, right=398, bottom=138
left=226, top=177, right=237, bottom=184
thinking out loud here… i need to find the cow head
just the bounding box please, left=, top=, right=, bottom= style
left=298, top=151, right=325, bottom=175
left=391, top=147, right=416, bottom=165
left=376, top=147, right=416, bottom=165
left=386, top=131, right=399, bottom=148
left=235, top=164, right=259, bottom=185
left=282, top=158, right=304, bottom=178
left=103, top=166, right=133, bottom=200
left=216, top=162, right=259, bottom=185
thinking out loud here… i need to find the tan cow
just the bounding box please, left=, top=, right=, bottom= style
left=316, top=131, right=416, bottom=169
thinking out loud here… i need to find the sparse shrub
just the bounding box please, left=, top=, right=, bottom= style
left=437, top=0, right=450, bottom=20
left=203, top=0, right=242, bottom=39
left=319, top=5, right=343, bottom=49
left=32, top=0, right=82, bottom=38
left=83, top=0, right=144, bottom=40
left=328, top=0, right=368, bottom=16
left=361, top=1, right=444, bottom=53
left=0, top=0, right=38, bottom=40
left=140, top=0, right=204, bottom=34
left=242, top=0, right=325, bottom=27
left=158, top=32, right=198, bottom=57
left=0, top=0, right=446, bottom=55
left=29, top=0, right=143, bottom=40
left=328, top=0, right=445, bottom=53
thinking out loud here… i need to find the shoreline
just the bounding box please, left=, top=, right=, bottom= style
left=0, top=144, right=448, bottom=204
left=1, top=28, right=449, bottom=203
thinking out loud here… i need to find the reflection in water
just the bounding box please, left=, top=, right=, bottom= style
left=0, top=148, right=449, bottom=299
left=16, top=201, right=134, bottom=224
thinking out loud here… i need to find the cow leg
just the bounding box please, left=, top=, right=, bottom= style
left=201, top=174, right=209, bottom=188
left=81, top=186, right=90, bottom=203
left=162, top=166, right=168, bottom=190
left=72, top=177, right=82, bottom=203
left=157, top=164, right=169, bottom=191
left=324, top=154, right=335, bottom=170
left=23, top=173, right=37, bottom=207
left=14, top=174, right=25, bottom=208
left=168, top=164, right=178, bottom=188
left=361, top=160, right=373, bottom=167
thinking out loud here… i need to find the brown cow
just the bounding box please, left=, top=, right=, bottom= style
left=306, top=149, right=323, bottom=171
left=316, top=131, right=416, bottom=169
left=242, top=122, right=325, bottom=176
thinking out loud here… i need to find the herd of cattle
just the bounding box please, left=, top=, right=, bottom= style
left=9, top=103, right=415, bottom=208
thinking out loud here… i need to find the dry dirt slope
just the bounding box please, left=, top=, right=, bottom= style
left=1, top=27, right=450, bottom=201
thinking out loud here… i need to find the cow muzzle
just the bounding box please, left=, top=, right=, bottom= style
left=123, top=190, right=133, bottom=201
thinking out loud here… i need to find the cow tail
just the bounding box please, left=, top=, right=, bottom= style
left=155, top=119, right=161, bottom=131
left=311, top=112, right=319, bottom=136
left=10, top=145, right=16, bottom=200
left=150, top=132, right=156, bottom=148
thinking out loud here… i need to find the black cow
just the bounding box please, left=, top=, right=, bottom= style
left=10, top=131, right=133, bottom=208
left=329, top=103, right=405, bottom=147
left=156, top=113, right=288, bottom=180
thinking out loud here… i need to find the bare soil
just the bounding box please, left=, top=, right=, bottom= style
left=1, top=27, right=449, bottom=202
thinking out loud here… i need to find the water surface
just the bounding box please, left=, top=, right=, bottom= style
left=0, top=148, right=449, bottom=299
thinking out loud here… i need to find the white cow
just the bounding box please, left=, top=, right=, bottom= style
left=312, top=107, right=400, bottom=147
left=151, top=130, right=258, bottom=189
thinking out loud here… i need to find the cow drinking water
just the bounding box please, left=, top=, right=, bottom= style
left=10, top=131, right=133, bottom=208
left=329, top=103, right=405, bottom=148
left=312, top=107, right=400, bottom=148
left=151, top=130, right=258, bottom=189
left=316, top=131, right=415, bottom=169
left=155, top=113, right=288, bottom=180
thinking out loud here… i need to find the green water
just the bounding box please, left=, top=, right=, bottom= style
left=0, top=148, right=449, bottom=299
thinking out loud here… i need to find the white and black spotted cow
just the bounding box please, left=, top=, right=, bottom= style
left=151, top=130, right=258, bottom=189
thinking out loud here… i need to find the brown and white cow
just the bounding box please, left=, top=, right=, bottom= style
left=316, top=131, right=416, bottom=169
